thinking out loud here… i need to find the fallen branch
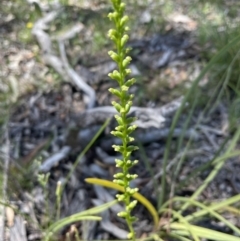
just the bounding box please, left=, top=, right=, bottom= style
left=72, top=97, right=183, bottom=128
left=32, top=10, right=95, bottom=108
left=39, top=146, right=71, bottom=173
left=58, top=41, right=95, bottom=108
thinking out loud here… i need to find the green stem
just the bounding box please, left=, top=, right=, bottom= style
left=108, top=1, right=138, bottom=240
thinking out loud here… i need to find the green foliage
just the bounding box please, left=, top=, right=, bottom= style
left=154, top=25, right=240, bottom=240
left=44, top=200, right=117, bottom=241
left=194, top=1, right=240, bottom=96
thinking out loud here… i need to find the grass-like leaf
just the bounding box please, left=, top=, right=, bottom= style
left=179, top=127, right=240, bottom=214
left=159, top=33, right=240, bottom=209
left=169, top=222, right=240, bottom=241
left=160, top=196, right=240, bottom=235
left=85, top=178, right=159, bottom=229
left=45, top=200, right=117, bottom=241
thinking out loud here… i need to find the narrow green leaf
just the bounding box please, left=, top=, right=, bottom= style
left=169, top=223, right=240, bottom=241
left=85, top=178, right=159, bottom=229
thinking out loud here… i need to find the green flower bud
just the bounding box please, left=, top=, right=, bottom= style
left=133, top=187, right=139, bottom=193
left=125, top=47, right=132, bottom=53
left=126, top=187, right=138, bottom=195
left=120, top=15, right=129, bottom=27
left=108, top=11, right=118, bottom=20
left=115, top=125, right=124, bottom=131
left=120, top=107, right=126, bottom=114
left=126, top=116, right=137, bottom=124
left=111, top=130, right=123, bottom=138
left=127, top=125, right=137, bottom=134
left=121, top=34, right=129, bottom=47
left=115, top=115, right=124, bottom=125
left=125, top=78, right=136, bottom=87
left=126, top=160, right=132, bottom=166
left=112, top=101, right=122, bottom=112
left=112, top=144, right=120, bottom=152
left=127, top=136, right=135, bottom=142
left=108, top=50, right=119, bottom=62
left=126, top=160, right=138, bottom=168
left=108, top=12, right=113, bottom=20
left=116, top=194, right=125, bottom=201
left=119, top=2, right=126, bottom=11
left=125, top=68, right=131, bottom=75
left=126, top=174, right=138, bottom=180
left=113, top=179, right=125, bottom=186
left=127, top=233, right=133, bottom=239
left=133, top=160, right=139, bottom=165
left=108, top=88, right=121, bottom=98
left=121, top=85, right=129, bottom=92
left=108, top=70, right=121, bottom=81
left=127, top=145, right=138, bottom=152
left=128, top=200, right=138, bottom=210
left=122, top=56, right=132, bottom=68
left=129, top=94, right=134, bottom=100
left=118, top=211, right=128, bottom=218
left=108, top=29, right=117, bottom=39
left=125, top=101, right=132, bottom=113
left=126, top=151, right=131, bottom=158
left=115, top=159, right=123, bottom=167
left=114, top=172, right=124, bottom=178
left=108, top=28, right=116, bottom=35
left=112, top=145, right=124, bottom=152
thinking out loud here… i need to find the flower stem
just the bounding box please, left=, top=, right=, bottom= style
left=107, top=1, right=139, bottom=240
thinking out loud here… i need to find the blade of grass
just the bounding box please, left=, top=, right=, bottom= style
left=161, top=196, right=240, bottom=235
left=85, top=178, right=159, bottom=229
left=45, top=200, right=118, bottom=241
left=62, top=118, right=110, bottom=191
left=177, top=136, right=230, bottom=188
left=237, top=68, right=240, bottom=90
left=138, top=141, right=158, bottom=195
left=159, top=208, right=200, bottom=241
left=158, top=33, right=240, bottom=209
left=228, top=82, right=240, bottom=97
left=151, top=233, right=165, bottom=241
left=179, top=127, right=240, bottom=214
left=171, top=48, right=240, bottom=200
left=169, top=222, right=240, bottom=241
left=184, top=194, right=240, bottom=221
left=46, top=216, right=101, bottom=241
left=50, top=119, right=111, bottom=222
left=208, top=50, right=240, bottom=115
left=166, top=233, right=192, bottom=241
left=222, top=206, right=240, bottom=216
